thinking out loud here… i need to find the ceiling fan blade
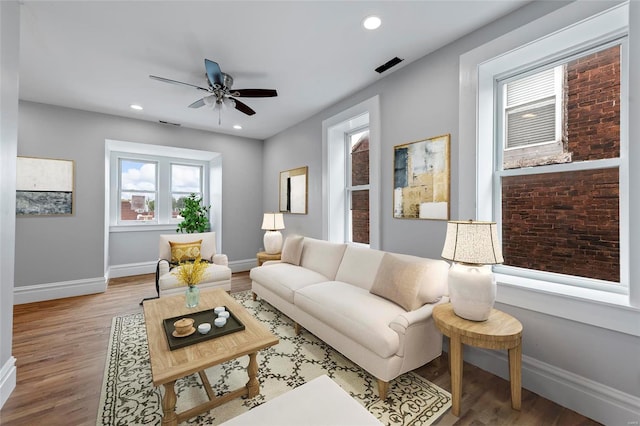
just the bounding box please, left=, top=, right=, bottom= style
left=204, top=59, right=223, bottom=88
left=230, top=89, right=278, bottom=98
left=233, top=98, right=256, bottom=116
left=188, top=98, right=206, bottom=108
left=149, top=75, right=209, bottom=92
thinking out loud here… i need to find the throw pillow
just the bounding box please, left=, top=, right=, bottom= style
left=370, top=253, right=429, bottom=311
left=169, top=239, right=203, bottom=263
left=280, top=235, right=304, bottom=265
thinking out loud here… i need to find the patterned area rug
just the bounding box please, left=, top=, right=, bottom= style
left=97, top=291, right=451, bottom=425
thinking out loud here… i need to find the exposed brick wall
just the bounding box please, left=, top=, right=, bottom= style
left=502, top=168, right=619, bottom=282
left=567, top=46, right=620, bottom=160
left=502, top=45, right=620, bottom=282
left=351, top=135, right=369, bottom=243
left=351, top=190, right=370, bottom=244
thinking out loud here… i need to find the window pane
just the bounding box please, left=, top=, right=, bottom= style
left=350, top=130, right=369, bottom=186
left=350, top=189, right=369, bottom=244
left=172, top=193, right=202, bottom=220
left=566, top=45, right=620, bottom=161
left=120, top=159, right=156, bottom=191
left=120, top=192, right=155, bottom=221
left=501, top=168, right=619, bottom=282
left=171, top=164, right=201, bottom=193
left=120, top=159, right=156, bottom=221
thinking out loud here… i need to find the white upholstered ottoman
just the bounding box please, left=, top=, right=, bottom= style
left=220, top=375, right=382, bottom=426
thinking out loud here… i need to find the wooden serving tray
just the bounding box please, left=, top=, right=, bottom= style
left=162, top=306, right=245, bottom=351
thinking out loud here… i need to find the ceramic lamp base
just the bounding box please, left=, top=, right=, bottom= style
left=448, top=263, right=496, bottom=321
left=263, top=230, right=283, bottom=254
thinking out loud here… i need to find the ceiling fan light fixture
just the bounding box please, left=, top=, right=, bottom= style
left=363, top=15, right=382, bottom=30
left=223, top=97, right=236, bottom=109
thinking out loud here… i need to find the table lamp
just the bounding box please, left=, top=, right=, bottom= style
left=261, top=213, right=285, bottom=254
left=441, top=220, right=504, bottom=321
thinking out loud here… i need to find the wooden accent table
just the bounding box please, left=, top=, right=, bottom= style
left=257, top=251, right=281, bottom=266
left=432, top=303, right=523, bottom=417
left=143, top=288, right=279, bottom=426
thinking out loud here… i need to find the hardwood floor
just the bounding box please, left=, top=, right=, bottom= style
left=1, top=272, right=600, bottom=426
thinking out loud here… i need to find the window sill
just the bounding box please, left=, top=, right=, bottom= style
left=109, top=224, right=177, bottom=233
left=495, top=273, right=640, bottom=337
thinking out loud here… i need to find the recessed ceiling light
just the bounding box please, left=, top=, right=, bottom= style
left=130, top=104, right=143, bottom=110
left=233, top=124, right=242, bottom=130
left=363, top=16, right=381, bottom=30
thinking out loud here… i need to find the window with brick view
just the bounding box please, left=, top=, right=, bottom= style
left=349, top=129, right=370, bottom=245
left=500, top=44, right=620, bottom=283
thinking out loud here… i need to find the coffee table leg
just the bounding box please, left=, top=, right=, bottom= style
left=508, top=342, right=522, bottom=410
left=450, top=334, right=463, bottom=417
left=161, top=380, right=178, bottom=426
left=246, top=352, right=259, bottom=398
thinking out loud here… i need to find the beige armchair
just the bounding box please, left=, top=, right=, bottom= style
left=156, top=232, right=231, bottom=297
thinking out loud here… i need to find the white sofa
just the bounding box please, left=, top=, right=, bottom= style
left=157, top=232, right=232, bottom=296
left=250, top=236, right=449, bottom=399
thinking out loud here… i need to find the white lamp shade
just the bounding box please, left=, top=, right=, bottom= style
left=441, top=220, right=503, bottom=265
left=261, top=213, right=285, bottom=230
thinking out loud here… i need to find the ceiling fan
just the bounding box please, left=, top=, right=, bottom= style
left=150, top=59, right=278, bottom=124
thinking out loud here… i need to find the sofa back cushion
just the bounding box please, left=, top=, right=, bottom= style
left=370, top=253, right=449, bottom=311
left=159, top=232, right=217, bottom=262
left=335, top=245, right=385, bottom=290
left=299, top=237, right=347, bottom=280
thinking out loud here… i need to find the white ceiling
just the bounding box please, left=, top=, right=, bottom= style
left=19, top=1, right=529, bottom=140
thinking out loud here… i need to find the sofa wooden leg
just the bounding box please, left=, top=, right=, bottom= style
left=377, top=379, right=389, bottom=400
left=294, top=322, right=301, bottom=335
left=252, top=292, right=257, bottom=301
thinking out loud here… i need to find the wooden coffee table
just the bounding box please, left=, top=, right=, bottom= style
left=143, top=288, right=279, bottom=426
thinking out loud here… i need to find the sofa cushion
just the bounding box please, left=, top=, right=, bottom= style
left=281, top=235, right=304, bottom=265
left=370, top=254, right=432, bottom=311
left=160, top=232, right=217, bottom=262
left=250, top=263, right=329, bottom=304
left=335, top=245, right=385, bottom=291
left=299, top=238, right=347, bottom=280
left=169, top=239, right=202, bottom=263
left=295, top=282, right=405, bottom=358
left=392, top=253, right=450, bottom=305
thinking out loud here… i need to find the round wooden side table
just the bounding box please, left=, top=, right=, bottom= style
left=433, top=302, right=523, bottom=417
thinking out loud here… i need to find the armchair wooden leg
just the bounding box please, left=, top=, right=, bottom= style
left=252, top=292, right=257, bottom=301
left=377, top=379, right=389, bottom=400
left=294, top=322, right=302, bottom=335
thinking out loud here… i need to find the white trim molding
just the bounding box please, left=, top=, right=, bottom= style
left=0, top=356, right=16, bottom=409
left=461, top=347, right=640, bottom=425
left=13, top=276, right=107, bottom=305
left=108, top=261, right=156, bottom=279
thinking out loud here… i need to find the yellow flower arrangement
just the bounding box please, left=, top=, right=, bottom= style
left=172, top=257, right=208, bottom=287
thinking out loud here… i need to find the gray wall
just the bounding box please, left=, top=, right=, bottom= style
left=262, top=1, right=639, bottom=424
left=16, top=101, right=264, bottom=287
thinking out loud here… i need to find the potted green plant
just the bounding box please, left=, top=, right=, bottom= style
left=176, top=193, right=211, bottom=233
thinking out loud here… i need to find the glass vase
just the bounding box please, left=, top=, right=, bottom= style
left=185, top=285, right=200, bottom=308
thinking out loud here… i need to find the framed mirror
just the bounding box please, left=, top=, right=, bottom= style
left=279, top=166, right=308, bottom=214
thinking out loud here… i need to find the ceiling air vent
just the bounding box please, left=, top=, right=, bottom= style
left=375, top=57, right=404, bottom=74
left=159, top=120, right=181, bottom=127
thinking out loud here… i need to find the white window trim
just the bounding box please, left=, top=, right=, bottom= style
left=459, top=1, right=639, bottom=336
left=322, top=96, right=380, bottom=249
left=105, top=140, right=222, bottom=245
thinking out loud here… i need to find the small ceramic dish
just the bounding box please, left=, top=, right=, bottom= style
left=214, top=306, right=226, bottom=314
left=197, top=323, right=211, bottom=334
left=214, top=317, right=227, bottom=328
left=217, top=311, right=230, bottom=319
